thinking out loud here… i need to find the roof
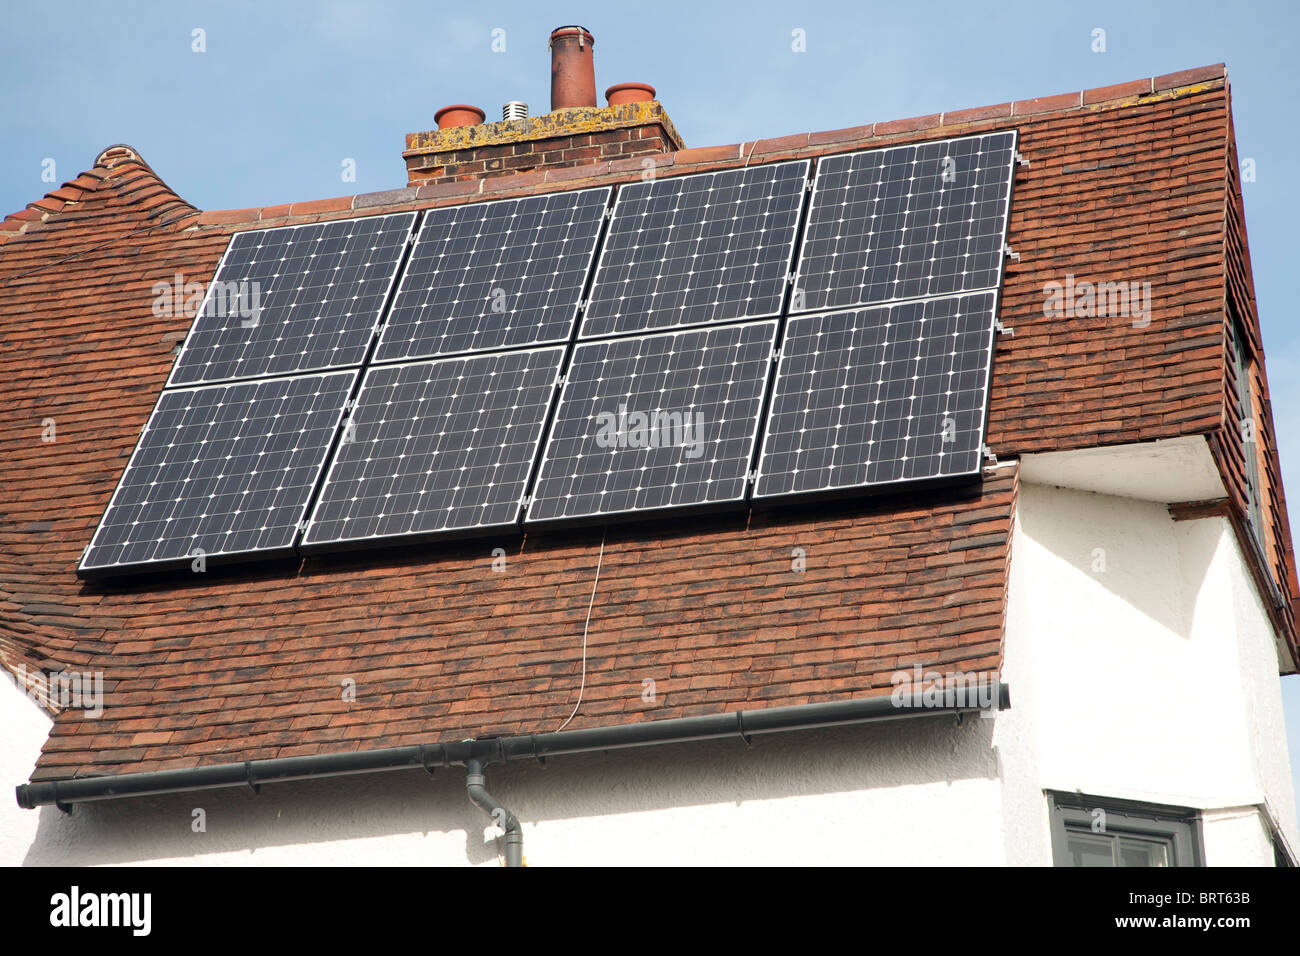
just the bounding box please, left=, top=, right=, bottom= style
left=2, top=63, right=1294, bottom=784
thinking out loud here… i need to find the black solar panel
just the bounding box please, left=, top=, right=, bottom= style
left=579, top=162, right=808, bottom=339
left=79, top=370, right=356, bottom=575
left=374, top=188, right=610, bottom=362
left=754, top=292, right=997, bottom=500
left=792, top=132, right=1015, bottom=313
left=303, top=347, right=564, bottom=546
left=527, top=321, right=777, bottom=524
left=168, top=212, right=415, bottom=387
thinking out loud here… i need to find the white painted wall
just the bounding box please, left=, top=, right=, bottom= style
left=1, top=674, right=54, bottom=865
left=1006, top=480, right=1298, bottom=864
left=13, top=717, right=1008, bottom=866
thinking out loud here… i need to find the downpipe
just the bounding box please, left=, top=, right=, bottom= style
left=465, top=758, right=523, bottom=867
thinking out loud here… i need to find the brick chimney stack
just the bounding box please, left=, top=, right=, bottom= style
left=403, top=25, right=682, bottom=187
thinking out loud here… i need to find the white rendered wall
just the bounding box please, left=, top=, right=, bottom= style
left=13, top=717, right=1010, bottom=866
left=1005, top=481, right=1298, bottom=864
left=1, top=675, right=54, bottom=865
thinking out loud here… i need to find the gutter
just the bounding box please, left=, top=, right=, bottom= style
left=16, top=684, right=1010, bottom=813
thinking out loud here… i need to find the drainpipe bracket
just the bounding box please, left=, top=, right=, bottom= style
left=418, top=744, right=437, bottom=776
left=51, top=782, right=72, bottom=814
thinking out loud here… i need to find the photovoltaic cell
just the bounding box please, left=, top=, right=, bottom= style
left=579, top=162, right=808, bottom=339
left=374, top=188, right=610, bottom=362
left=792, top=132, right=1015, bottom=313
left=304, top=347, right=564, bottom=546
left=527, top=321, right=777, bottom=524
left=79, top=370, right=356, bottom=574
left=168, top=212, right=416, bottom=387
left=754, top=292, right=997, bottom=500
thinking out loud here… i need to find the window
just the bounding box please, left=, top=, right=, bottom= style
left=1047, top=792, right=1203, bottom=867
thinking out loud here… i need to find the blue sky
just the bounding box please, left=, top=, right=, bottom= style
left=3, top=0, right=1299, bottom=830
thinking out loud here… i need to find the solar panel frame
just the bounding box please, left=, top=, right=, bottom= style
left=301, top=346, right=566, bottom=550
left=78, top=369, right=358, bottom=578
left=166, top=211, right=417, bottom=388
left=752, top=291, right=1000, bottom=504
left=526, top=320, right=779, bottom=528
left=372, top=187, right=612, bottom=363
left=578, top=161, right=810, bottom=339
left=790, top=131, right=1017, bottom=315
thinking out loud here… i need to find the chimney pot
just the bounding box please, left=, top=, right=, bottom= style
left=549, top=25, right=597, bottom=111
left=605, top=82, right=656, bottom=107
left=434, top=104, right=486, bottom=129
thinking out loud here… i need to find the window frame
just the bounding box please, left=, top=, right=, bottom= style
left=1047, top=791, right=1204, bottom=867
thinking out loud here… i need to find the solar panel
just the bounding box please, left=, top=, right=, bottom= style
left=168, top=212, right=416, bottom=387
left=374, top=188, right=610, bottom=362
left=79, top=370, right=356, bottom=575
left=753, top=291, right=997, bottom=500
left=578, top=161, right=808, bottom=339
left=527, top=321, right=777, bottom=524
left=303, top=347, right=564, bottom=547
left=792, top=131, right=1015, bottom=314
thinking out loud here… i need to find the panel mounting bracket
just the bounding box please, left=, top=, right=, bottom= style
left=1014, top=150, right=1029, bottom=168
left=982, top=444, right=998, bottom=466
left=1003, top=243, right=1020, bottom=262
left=994, top=320, right=1014, bottom=337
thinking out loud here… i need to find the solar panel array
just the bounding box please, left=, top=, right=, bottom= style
left=81, top=371, right=356, bottom=572
left=305, top=347, right=563, bottom=546
left=375, top=188, right=609, bottom=361
left=528, top=322, right=777, bottom=523
left=83, top=130, right=1017, bottom=576
left=793, top=132, right=1015, bottom=313
left=755, top=292, right=997, bottom=499
left=169, top=213, right=416, bottom=387
left=580, top=161, right=808, bottom=338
